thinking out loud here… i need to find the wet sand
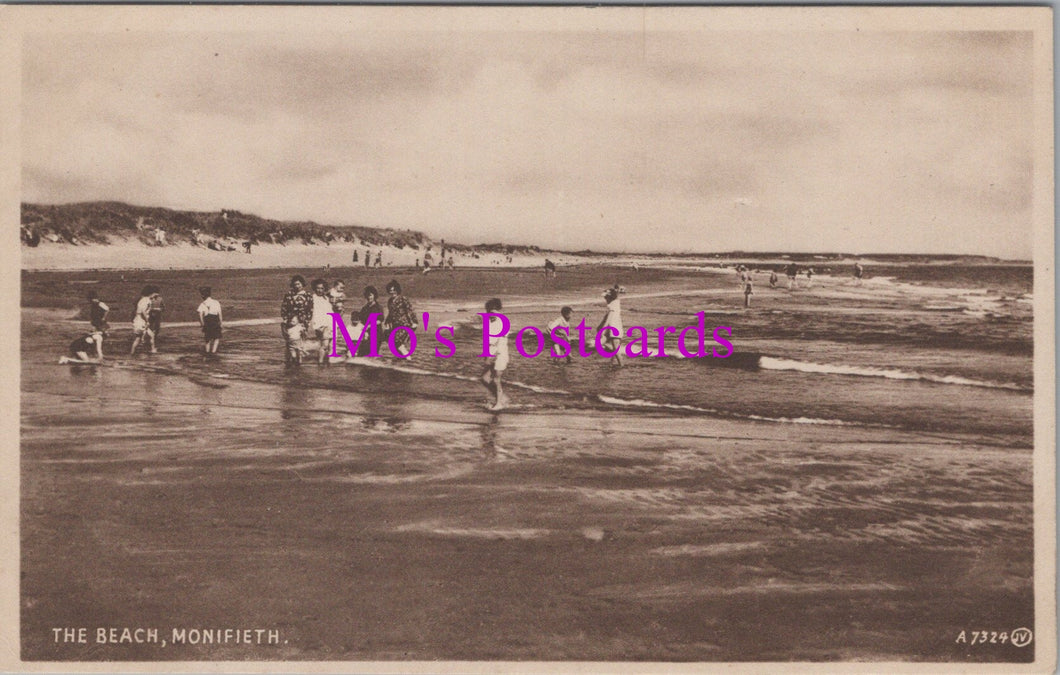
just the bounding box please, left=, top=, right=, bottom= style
left=20, top=263, right=1035, bottom=662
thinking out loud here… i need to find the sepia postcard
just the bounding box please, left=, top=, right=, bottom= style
left=1, top=5, right=1055, bottom=673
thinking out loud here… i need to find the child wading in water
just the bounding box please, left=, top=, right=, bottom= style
left=87, top=291, right=110, bottom=332
left=309, top=279, right=335, bottom=365
left=129, top=286, right=153, bottom=356
left=61, top=330, right=104, bottom=364
left=147, top=289, right=165, bottom=353
left=197, top=286, right=223, bottom=356
left=547, top=306, right=574, bottom=364
left=480, top=298, right=510, bottom=411
left=597, top=287, right=624, bottom=366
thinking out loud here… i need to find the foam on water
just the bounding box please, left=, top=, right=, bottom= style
left=595, top=394, right=857, bottom=427
left=758, top=356, right=1030, bottom=392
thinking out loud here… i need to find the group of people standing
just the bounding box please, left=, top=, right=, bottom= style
left=738, top=261, right=867, bottom=307
left=62, top=286, right=223, bottom=364
left=279, top=275, right=416, bottom=366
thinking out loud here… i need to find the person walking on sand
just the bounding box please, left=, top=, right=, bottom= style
left=61, top=330, right=104, bottom=364
left=743, top=277, right=754, bottom=308
left=309, top=279, right=335, bottom=365
left=547, top=305, right=574, bottom=364
left=280, top=275, right=312, bottom=366
left=364, top=250, right=371, bottom=269
left=374, top=251, right=383, bottom=268
left=480, top=298, right=510, bottom=411
left=129, top=286, right=153, bottom=356
left=87, top=290, right=110, bottom=333
left=597, top=287, right=624, bottom=366
left=197, top=286, right=223, bottom=356
left=383, top=280, right=415, bottom=357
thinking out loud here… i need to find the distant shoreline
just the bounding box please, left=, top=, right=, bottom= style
left=22, top=202, right=1027, bottom=272
left=21, top=240, right=1031, bottom=274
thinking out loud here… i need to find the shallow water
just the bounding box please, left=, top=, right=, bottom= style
left=20, top=263, right=1036, bottom=661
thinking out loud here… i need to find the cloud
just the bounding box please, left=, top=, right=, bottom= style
left=21, top=28, right=1035, bottom=256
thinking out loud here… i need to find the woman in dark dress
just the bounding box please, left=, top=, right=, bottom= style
left=353, top=286, right=384, bottom=356
left=383, top=280, right=415, bottom=356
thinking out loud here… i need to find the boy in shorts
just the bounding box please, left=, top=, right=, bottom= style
left=197, top=286, right=223, bottom=356
left=129, top=286, right=153, bottom=356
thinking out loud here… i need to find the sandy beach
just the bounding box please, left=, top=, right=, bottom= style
left=20, top=259, right=1035, bottom=662
left=21, top=238, right=581, bottom=272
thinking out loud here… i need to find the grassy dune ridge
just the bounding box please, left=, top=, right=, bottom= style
left=21, top=201, right=545, bottom=254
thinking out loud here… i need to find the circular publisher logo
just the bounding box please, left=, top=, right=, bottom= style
left=1010, top=627, right=1033, bottom=647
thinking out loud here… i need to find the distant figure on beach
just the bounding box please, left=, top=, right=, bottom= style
left=309, top=279, right=334, bottom=365
left=154, top=228, right=166, bottom=246
left=544, top=259, right=556, bottom=278
left=243, top=240, right=252, bottom=254
left=481, top=298, right=510, bottom=411
left=364, top=250, right=371, bottom=269
left=280, top=275, right=311, bottom=366
left=415, top=258, right=420, bottom=269
left=769, top=270, right=778, bottom=289
left=62, top=331, right=104, bottom=364
left=448, top=256, right=455, bottom=270
left=197, top=287, right=222, bottom=356
left=854, top=262, right=864, bottom=285
left=129, top=286, right=154, bottom=356
left=147, top=289, right=165, bottom=353
left=805, top=267, right=815, bottom=287
left=785, top=262, right=799, bottom=289
left=547, top=306, right=574, bottom=364
left=422, top=251, right=433, bottom=274
left=597, top=287, right=624, bottom=366
left=87, top=290, right=110, bottom=333
left=374, top=252, right=383, bottom=268
left=383, top=280, right=415, bottom=357
left=352, top=250, right=359, bottom=264
left=743, top=277, right=754, bottom=308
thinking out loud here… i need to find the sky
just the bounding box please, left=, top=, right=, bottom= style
left=21, top=26, right=1036, bottom=257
